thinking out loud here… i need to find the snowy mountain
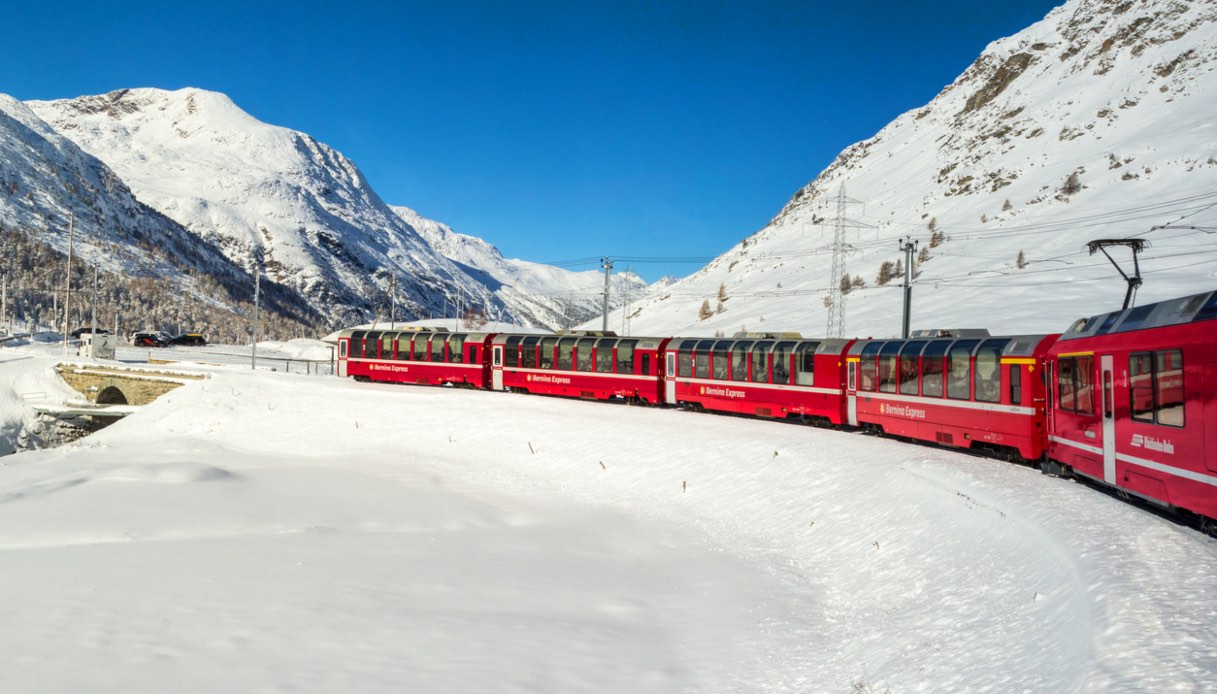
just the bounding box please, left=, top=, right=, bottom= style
left=0, top=94, right=320, bottom=338
left=22, top=88, right=656, bottom=332
left=390, top=205, right=650, bottom=329
left=26, top=88, right=501, bottom=327
left=0, top=94, right=240, bottom=288
left=607, top=0, right=1217, bottom=339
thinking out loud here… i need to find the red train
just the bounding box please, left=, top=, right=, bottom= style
left=335, top=289, right=1217, bottom=532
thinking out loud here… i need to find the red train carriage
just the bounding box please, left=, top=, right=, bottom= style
left=489, top=332, right=670, bottom=404
left=1045, top=290, right=1217, bottom=525
left=845, top=331, right=1057, bottom=460
left=663, top=334, right=854, bottom=425
left=336, top=328, right=494, bottom=388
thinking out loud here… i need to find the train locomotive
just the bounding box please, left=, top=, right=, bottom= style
left=335, top=289, right=1217, bottom=532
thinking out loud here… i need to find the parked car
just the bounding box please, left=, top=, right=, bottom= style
left=169, top=333, right=208, bottom=347
left=131, top=330, right=172, bottom=347
left=70, top=327, right=111, bottom=338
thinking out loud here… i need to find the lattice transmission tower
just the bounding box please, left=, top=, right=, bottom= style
left=821, top=184, right=872, bottom=338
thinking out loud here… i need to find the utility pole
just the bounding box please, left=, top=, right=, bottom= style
left=389, top=275, right=396, bottom=330
left=62, top=211, right=73, bottom=355
left=91, top=264, right=99, bottom=347
left=600, top=257, right=613, bottom=332
left=622, top=263, right=632, bottom=336
left=899, top=236, right=919, bottom=339
left=821, top=185, right=872, bottom=338
left=251, top=253, right=261, bottom=370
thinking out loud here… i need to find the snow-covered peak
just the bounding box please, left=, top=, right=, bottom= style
left=28, top=88, right=489, bottom=325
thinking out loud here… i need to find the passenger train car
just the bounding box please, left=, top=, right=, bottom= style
left=665, top=335, right=854, bottom=425
left=334, top=289, right=1217, bottom=531
left=1044, top=291, right=1217, bottom=523
left=846, top=331, right=1058, bottom=460
left=488, top=333, right=669, bottom=403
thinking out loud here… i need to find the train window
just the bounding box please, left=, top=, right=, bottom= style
left=751, top=341, right=773, bottom=383
left=576, top=338, right=595, bottom=371
left=1130, top=353, right=1154, bottom=422
left=1009, top=365, right=1022, bottom=405
left=393, top=334, right=409, bottom=361
left=640, top=352, right=651, bottom=374
left=1131, top=350, right=1185, bottom=426
left=974, top=340, right=1006, bottom=403
left=794, top=343, right=818, bottom=386
left=1156, top=350, right=1184, bottom=427
left=678, top=352, right=693, bottom=377
left=503, top=336, right=521, bottom=367
left=1056, top=355, right=1094, bottom=415
left=348, top=331, right=366, bottom=358
left=695, top=340, right=714, bottom=379
left=1103, top=370, right=1113, bottom=419
left=920, top=340, right=949, bottom=397
left=595, top=338, right=616, bottom=372
left=538, top=337, right=556, bottom=368
left=712, top=341, right=732, bottom=380
left=381, top=334, right=394, bottom=359
left=1116, top=304, right=1155, bottom=332
left=617, top=340, right=637, bottom=373
left=859, top=342, right=882, bottom=392
left=772, top=342, right=794, bottom=385
left=521, top=337, right=539, bottom=368
left=556, top=337, right=576, bottom=370
left=878, top=342, right=901, bottom=393
left=731, top=341, right=753, bottom=381
left=449, top=335, right=466, bottom=363
left=365, top=332, right=383, bottom=359
left=1196, top=292, right=1217, bottom=322
left=340, top=340, right=348, bottom=358
left=1058, top=358, right=1076, bottom=411
left=1076, top=356, right=1094, bottom=415
left=898, top=342, right=921, bottom=395
left=947, top=340, right=978, bottom=400
left=430, top=334, right=447, bottom=363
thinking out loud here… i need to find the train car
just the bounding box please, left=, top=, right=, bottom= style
left=663, top=334, right=854, bottom=424
left=489, top=332, right=670, bottom=404
left=845, top=331, right=1058, bottom=460
left=336, top=327, right=494, bottom=388
left=1045, top=290, right=1217, bottom=526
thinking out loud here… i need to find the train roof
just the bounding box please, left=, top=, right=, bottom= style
left=847, top=334, right=1055, bottom=358
left=1059, top=290, right=1217, bottom=340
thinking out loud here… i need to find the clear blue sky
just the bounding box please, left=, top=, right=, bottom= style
left=3, top=0, right=1061, bottom=281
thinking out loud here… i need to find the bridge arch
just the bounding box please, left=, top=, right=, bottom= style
left=96, top=385, right=129, bottom=405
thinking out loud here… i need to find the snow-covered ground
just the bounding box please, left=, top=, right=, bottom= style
left=1, top=343, right=1214, bottom=692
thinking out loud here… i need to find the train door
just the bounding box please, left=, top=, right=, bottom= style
left=847, top=359, right=858, bottom=426
left=1100, top=354, right=1116, bottom=484
left=491, top=345, right=504, bottom=390
left=337, top=338, right=349, bottom=378
left=665, top=352, right=677, bottom=404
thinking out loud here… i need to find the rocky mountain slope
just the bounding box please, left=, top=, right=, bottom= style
left=26, top=89, right=491, bottom=327
left=606, top=0, right=1217, bottom=338
left=0, top=95, right=321, bottom=339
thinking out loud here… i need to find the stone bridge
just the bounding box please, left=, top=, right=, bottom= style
left=55, top=363, right=207, bottom=406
